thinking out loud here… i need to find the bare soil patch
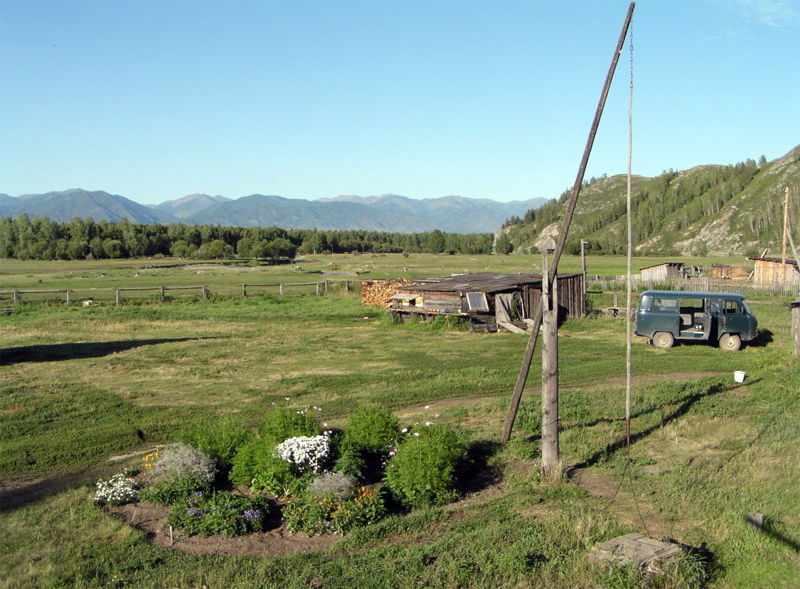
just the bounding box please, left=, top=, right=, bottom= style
left=108, top=501, right=338, bottom=557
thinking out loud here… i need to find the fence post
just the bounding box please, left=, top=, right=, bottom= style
left=66, top=290, right=72, bottom=305
left=242, top=284, right=247, bottom=297
left=324, top=280, right=328, bottom=294
left=202, top=286, right=208, bottom=300
left=13, top=290, right=19, bottom=304
left=316, top=282, right=320, bottom=296
left=160, top=286, right=166, bottom=303
left=115, top=289, right=121, bottom=306
left=280, top=284, right=285, bottom=297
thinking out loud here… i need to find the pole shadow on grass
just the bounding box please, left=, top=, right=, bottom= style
left=570, top=378, right=762, bottom=470
left=0, top=337, right=214, bottom=366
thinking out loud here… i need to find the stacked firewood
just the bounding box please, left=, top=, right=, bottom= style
left=360, top=279, right=412, bottom=307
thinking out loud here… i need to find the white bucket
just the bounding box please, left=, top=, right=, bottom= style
left=734, top=371, right=747, bottom=383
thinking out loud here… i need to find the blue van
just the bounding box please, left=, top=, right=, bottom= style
left=635, top=290, right=758, bottom=351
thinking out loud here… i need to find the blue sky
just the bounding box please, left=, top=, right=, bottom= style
left=1, top=0, right=798, bottom=205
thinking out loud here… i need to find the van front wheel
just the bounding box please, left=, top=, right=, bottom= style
left=720, top=333, right=742, bottom=351
left=652, top=332, right=674, bottom=349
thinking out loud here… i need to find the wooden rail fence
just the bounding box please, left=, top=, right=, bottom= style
left=0, top=280, right=354, bottom=307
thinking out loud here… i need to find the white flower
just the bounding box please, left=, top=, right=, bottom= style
left=413, top=432, right=420, bottom=437
left=424, top=405, right=430, bottom=409
left=401, top=428, right=408, bottom=434
left=276, top=435, right=331, bottom=473
left=425, top=421, right=433, bottom=426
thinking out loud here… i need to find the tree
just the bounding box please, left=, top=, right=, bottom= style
left=495, top=234, right=513, bottom=255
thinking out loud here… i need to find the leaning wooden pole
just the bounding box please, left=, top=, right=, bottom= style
left=501, top=2, right=635, bottom=444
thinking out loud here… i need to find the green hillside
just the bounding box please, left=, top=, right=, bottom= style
left=502, top=145, right=800, bottom=256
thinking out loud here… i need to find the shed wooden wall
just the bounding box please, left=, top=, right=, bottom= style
left=640, top=264, right=683, bottom=282
left=752, top=260, right=800, bottom=286
left=525, top=275, right=585, bottom=319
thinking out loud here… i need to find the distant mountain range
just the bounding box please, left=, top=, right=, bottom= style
left=0, top=190, right=547, bottom=234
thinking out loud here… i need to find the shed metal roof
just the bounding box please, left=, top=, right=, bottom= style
left=397, top=272, right=579, bottom=294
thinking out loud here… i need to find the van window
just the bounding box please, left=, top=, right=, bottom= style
left=652, top=298, right=677, bottom=311
left=724, top=300, right=743, bottom=314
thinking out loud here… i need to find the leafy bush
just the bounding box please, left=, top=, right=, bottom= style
left=94, top=473, right=137, bottom=506
left=384, top=424, right=468, bottom=509
left=230, top=438, right=312, bottom=496
left=342, top=406, right=400, bottom=455
left=260, top=407, right=320, bottom=445
left=336, top=406, right=399, bottom=480
left=283, top=486, right=386, bottom=535
left=177, top=415, right=249, bottom=474
left=166, top=491, right=270, bottom=537
left=230, top=407, right=324, bottom=494
left=151, top=443, right=216, bottom=484
left=308, top=472, right=355, bottom=502
left=138, top=476, right=211, bottom=505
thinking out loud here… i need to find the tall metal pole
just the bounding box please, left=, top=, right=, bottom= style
left=502, top=2, right=636, bottom=443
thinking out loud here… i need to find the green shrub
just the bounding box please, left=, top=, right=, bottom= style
left=342, top=406, right=400, bottom=455
left=138, top=476, right=210, bottom=505
left=260, top=407, right=320, bottom=445
left=151, top=443, right=216, bottom=484
left=166, top=491, right=270, bottom=537
left=177, top=415, right=249, bottom=474
left=384, top=424, right=468, bottom=509
left=283, top=486, right=386, bottom=535
left=230, top=438, right=311, bottom=496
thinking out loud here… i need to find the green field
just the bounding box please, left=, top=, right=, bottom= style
left=1, top=255, right=798, bottom=588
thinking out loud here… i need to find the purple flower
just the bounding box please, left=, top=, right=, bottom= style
left=187, top=507, right=204, bottom=519
left=242, top=509, right=261, bottom=523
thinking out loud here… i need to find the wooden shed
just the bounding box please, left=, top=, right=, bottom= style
left=639, top=262, right=685, bottom=282
left=748, top=257, right=800, bottom=286
left=387, top=272, right=585, bottom=332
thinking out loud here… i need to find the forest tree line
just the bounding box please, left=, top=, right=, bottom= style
left=0, top=216, right=496, bottom=261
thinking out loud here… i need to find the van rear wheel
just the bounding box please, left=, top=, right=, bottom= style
left=652, top=332, right=674, bottom=349
left=720, top=333, right=742, bottom=351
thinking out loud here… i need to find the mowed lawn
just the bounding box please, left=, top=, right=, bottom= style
left=1, top=255, right=798, bottom=588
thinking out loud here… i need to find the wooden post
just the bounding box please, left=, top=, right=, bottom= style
left=793, top=303, right=800, bottom=360
left=542, top=248, right=560, bottom=475
left=782, top=187, right=790, bottom=286
left=316, top=282, right=321, bottom=296
left=66, top=290, right=72, bottom=305
left=160, top=286, right=166, bottom=303
left=501, top=2, right=635, bottom=444
left=202, top=286, right=208, bottom=300
left=279, top=284, right=285, bottom=297
left=13, top=290, right=18, bottom=304
left=324, top=280, right=329, bottom=294
left=115, top=289, right=121, bottom=306
left=242, top=284, right=247, bottom=297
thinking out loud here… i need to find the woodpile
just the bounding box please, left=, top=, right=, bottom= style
left=360, top=279, right=412, bottom=307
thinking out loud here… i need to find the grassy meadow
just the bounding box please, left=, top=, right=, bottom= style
left=1, top=254, right=798, bottom=588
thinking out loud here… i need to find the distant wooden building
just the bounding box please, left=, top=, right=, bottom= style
left=748, top=257, right=800, bottom=286
left=639, top=262, right=685, bottom=282
left=386, top=272, right=585, bottom=332
left=711, top=264, right=751, bottom=280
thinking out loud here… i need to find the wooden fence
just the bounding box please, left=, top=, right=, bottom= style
left=0, top=280, right=355, bottom=307
left=592, top=276, right=800, bottom=297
